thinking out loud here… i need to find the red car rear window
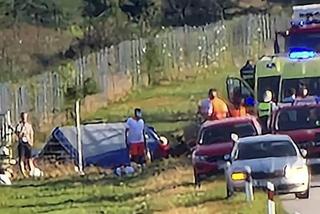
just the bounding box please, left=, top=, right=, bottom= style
left=200, top=122, right=257, bottom=145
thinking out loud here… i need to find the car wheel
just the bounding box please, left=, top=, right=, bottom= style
left=296, top=188, right=309, bottom=199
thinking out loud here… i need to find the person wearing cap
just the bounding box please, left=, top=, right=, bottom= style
left=258, top=90, right=277, bottom=133
left=210, top=89, right=229, bottom=120
left=125, top=108, right=147, bottom=165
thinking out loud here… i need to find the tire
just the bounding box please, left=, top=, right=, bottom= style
left=296, top=172, right=310, bottom=200
left=296, top=187, right=309, bottom=199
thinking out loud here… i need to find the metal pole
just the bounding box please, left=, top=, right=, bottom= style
left=244, top=166, right=254, bottom=202
left=267, top=182, right=276, bottom=214
left=5, top=110, right=12, bottom=159
left=75, top=99, right=84, bottom=175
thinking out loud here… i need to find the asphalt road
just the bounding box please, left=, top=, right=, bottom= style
left=282, top=171, right=320, bottom=214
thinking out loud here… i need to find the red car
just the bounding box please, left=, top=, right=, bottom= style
left=192, top=116, right=262, bottom=184
left=270, top=104, right=320, bottom=165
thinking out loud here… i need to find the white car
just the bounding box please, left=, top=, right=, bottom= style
left=225, top=134, right=310, bottom=199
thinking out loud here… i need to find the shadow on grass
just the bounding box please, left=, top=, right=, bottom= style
left=183, top=196, right=226, bottom=207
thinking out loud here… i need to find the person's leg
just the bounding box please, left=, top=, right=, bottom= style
left=18, top=143, right=27, bottom=177
left=130, top=144, right=139, bottom=164
left=139, top=143, right=146, bottom=166
left=26, top=144, right=34, bottom=172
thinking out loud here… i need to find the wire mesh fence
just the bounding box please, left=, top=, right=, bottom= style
left=0, top=12, right=290, bottom=128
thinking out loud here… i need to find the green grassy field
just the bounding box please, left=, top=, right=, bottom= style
left=0, top=68, right=286, bottom=213
left=0, top=159, right=285, bottom=214
left=84, top=69, right=231, bottom=133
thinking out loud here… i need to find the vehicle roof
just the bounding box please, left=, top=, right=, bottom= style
left=256, top=54, right=320, bottom=78
left=238, top=134, right=292, bottom=144
left=276, top=104, right=320, bottom=111
left=201, top=116, right=256, bottom=129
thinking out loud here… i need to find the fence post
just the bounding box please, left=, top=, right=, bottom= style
left=267, top=182, right=276, bottom=214
left=5, top=110, right=13, bottom=160
left=75, top=99, right=84, bottom=175
left=244, top=166, right=254, bottom=202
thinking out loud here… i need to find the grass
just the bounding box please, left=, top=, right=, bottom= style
left=84, top=68, right=233, bottom=134
left=2, top=67, right=286, bottom=213
left=0, top=159, right=285, bottom=214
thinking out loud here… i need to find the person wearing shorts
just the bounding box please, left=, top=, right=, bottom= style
left=15, top=112, right=34, bottom=177
left=125, top=108, right=146, bottom=165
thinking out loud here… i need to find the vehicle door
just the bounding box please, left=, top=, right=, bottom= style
left=226, top=76, right=255, bottom=109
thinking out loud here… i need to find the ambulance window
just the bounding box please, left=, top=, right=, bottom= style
left=257, top=76, right=280, bottom=102
left=282, top=77, right=320, bottom=100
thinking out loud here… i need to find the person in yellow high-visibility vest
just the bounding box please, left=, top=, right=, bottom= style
left=258, top=90, right=277, bottom=133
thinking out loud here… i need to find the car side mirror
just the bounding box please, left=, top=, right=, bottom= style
left=231, top=133, right=239, bottom=144
left=224, top=154, right=231, bottom=162
left=300, top=149, right=307, bottom=158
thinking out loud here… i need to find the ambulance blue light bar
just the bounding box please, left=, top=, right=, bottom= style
left=289, top=49, right=316, bottom=59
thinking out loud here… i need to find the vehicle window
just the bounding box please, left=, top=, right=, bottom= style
left=281, top=78, right=320, bottom=101
left=277, top=107, right=320, bottom=131
left=286, top=33, right=320, bottom=52
left=257, top=76, right=280, bottom=102
left=200, top=122, right=257, bottom=145
left=236, top=141, right=297, bottom=160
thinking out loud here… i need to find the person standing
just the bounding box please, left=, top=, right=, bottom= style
left=210, top=89, right=229, bottom=120
left=258, top=90, right=277, bottom=133
left=15, top=112, right=34, bottom=177
left=125, top=108, right=147, bottom=166
left=230, top=98, right=247, bottom=117
left=240, top=60, right=255, bottom=89
left=197, top=89, right=215, bottom=122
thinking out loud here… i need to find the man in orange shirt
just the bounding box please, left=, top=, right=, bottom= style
left=210, top=89, right=229, bottom=120
left=230, top=98, right=247, bottom=117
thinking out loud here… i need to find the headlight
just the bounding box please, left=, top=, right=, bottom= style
left=231, top=172, right=247, bottom=181
left=284, top=165, right=308, bottom=179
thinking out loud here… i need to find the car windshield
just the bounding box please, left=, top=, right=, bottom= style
left=276, top=107, right=320, bottom=131
left=286, top=33, right=320, bottom=52
left=200, top=122, right=257, bottom=145
left=236, top=140, right=297, bottom=160
left=281, top=78, right=320, bottom=101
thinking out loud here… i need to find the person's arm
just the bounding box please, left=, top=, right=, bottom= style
left=29, top=125, right=34, bottom=146
left=15, top=124, right=23, bottom=140
left=125, top=119, right=130, bottom=148
left=207, top=102, right=213, bottom=119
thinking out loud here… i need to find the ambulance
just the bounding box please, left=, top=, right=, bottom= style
left=226, top=4, right=320, bottom=107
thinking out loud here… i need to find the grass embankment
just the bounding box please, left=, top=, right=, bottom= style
left=0, top=159, right=285, bottom=214
left=84, top=70, right=230, bottom=134
left=0, top=69, right=285, bottom=213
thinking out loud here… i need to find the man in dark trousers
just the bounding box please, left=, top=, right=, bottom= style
left=240, top=60, right=255, bottom=89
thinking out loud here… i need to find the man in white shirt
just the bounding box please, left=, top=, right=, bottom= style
left=15, top=112, right=34, bottom=177
left=125, top=108, right=146, bottom=165
left=197, top=89, right=214, bottom=122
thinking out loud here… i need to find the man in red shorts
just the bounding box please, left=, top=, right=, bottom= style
left=125, top=108, right=146, bottom=165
